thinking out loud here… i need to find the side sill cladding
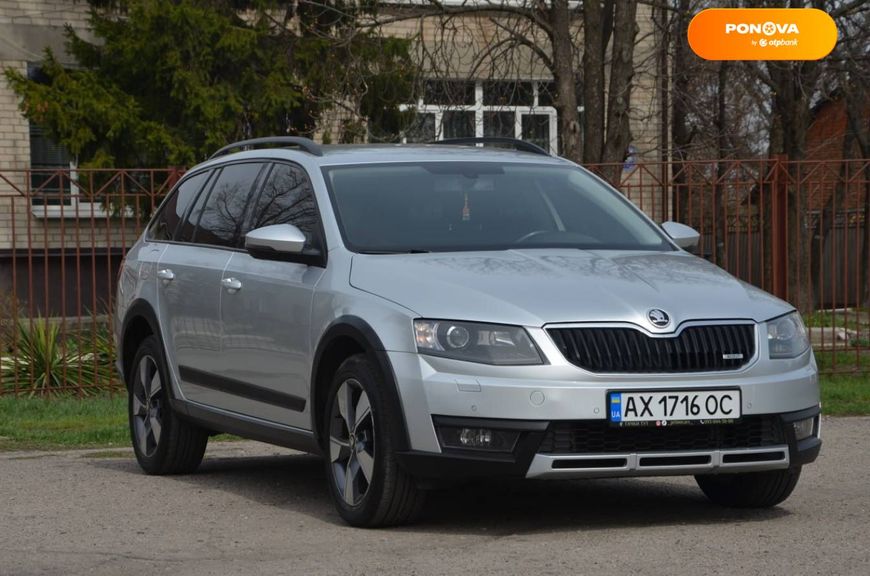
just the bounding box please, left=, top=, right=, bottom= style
left=310, top=316, right=410, bottom=452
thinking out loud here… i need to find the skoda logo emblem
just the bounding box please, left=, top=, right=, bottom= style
left=647, top=309, right=671, bottom=328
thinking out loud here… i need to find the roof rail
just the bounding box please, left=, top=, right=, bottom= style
left=430, top=137, right=549, bottom=156
left=209, top=136, right=323, bottom=159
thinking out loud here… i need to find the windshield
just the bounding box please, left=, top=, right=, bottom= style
left=322, top=162, right=673, bottom=253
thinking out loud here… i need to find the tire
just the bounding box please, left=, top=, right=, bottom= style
left=128, top=335, right=208, bottom=475
left=695, top=467, right=802, bottom=508
left=323, top=354, right=425, bottom=527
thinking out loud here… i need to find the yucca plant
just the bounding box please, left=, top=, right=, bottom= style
left=0, top=320, right=117, bottom=396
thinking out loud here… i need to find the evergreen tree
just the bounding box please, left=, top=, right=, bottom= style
left=4, top=0, right=416, bottom=168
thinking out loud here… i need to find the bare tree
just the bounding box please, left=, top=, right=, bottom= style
left=737, top=0, right=868, bottom=311
left=390, top=1, right=644, bottom=169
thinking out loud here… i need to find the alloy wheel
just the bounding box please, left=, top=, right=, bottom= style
left=329, top=378, right=376, bottom=507
left=132, top=355, right=163, bottom=457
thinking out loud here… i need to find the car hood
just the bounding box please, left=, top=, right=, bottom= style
left=349, top=249, right=792, bottom=328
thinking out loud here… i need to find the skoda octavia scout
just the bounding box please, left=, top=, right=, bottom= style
left=114, top=137, right=821, bottom=527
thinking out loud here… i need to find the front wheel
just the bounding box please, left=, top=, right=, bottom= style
left=695, top=467, right=801, bottom=508
left=324, top=354, right=425, bottom=527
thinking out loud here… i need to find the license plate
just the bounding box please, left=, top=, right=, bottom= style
left=608, top=390, right=741, bottom=426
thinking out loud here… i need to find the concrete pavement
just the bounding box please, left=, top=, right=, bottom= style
left=1, top=417, right=868, bottom=576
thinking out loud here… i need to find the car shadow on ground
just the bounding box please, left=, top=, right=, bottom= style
left=94, top=451, right=790, bottom=533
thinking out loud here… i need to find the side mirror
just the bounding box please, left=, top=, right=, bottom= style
left=245, top=224, right=306, bottom=257
left=661, top=221, right=700, bottom=251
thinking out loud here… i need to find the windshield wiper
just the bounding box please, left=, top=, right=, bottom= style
left=358, top=249, right=431, bottom=254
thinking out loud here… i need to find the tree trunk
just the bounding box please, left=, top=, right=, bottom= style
left=840, top=70, right=870, bottom=307
left=550, top=0, right=580, bottom=162
left=656, top=0, right=669, bottom=222
left=714, top=61, right=729, bottom=268
left=767, top=59, right=819, bottom=312
left=670, top=0, right=691, bottom=222
left=811, top=130, right=854, bottom=309
left=863, top=171, right=870, bottom=308
left=599, top=0, right=638, bottom=185
left=582, top=0, right=605, bottom=165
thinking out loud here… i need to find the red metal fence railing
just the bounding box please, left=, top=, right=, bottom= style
left=590, top=157, right=869, bottom=376
left=0, top=169, right=181, bottom=396
left=0, top=160, right=867, bottom=395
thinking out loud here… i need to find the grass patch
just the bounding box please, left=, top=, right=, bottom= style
left=804, top=310, right=865, bottom=331
left=820, top=374, right=870, bottom=416
left=0, top=376, right=867, bottom=452
left=815, top=350, right=870, bottom=372
left=0, top=394, right=127, bottom=451
left=0, top=394, right=242, bottom=451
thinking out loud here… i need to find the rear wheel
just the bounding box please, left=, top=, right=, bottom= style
left=695, top=467, right=801, bottom=508
left=324, top=354, right=425, bottom=527
left=128, top=335, right=208, bottom=475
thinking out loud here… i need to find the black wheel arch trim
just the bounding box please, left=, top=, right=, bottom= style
left=120, top=300, right=162, bottom=380
left=120, top=299, right=187, bottom=415
left=310, top=315, right=410, bottom=452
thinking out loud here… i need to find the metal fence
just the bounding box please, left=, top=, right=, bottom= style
left=593, top=157, right=869, bottom=376
left=0, top=159, right=867, bottom=395
left=0, top=169, right=180, bottom=395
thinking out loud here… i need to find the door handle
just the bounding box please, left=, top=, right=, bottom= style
left=221, top=277, right=242, bottom=293
left=157, top=268, right=175, bottom=282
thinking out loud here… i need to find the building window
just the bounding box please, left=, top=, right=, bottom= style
left=29, top=123, right=74, bottom=206
left=24, top=64, right=109, bottom=218
left=521, top=114, right=551, bottom=152
left=442, top=110, right=475, bottom=139
left=402, top=79, right=577, bottom=154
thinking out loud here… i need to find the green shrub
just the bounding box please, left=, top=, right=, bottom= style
left=0, top=320, right=117, bottom=396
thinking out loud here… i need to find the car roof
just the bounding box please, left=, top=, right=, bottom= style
left=194, top=143, right=573, bottom=171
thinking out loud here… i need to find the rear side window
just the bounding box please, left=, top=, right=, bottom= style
left=191, top=163, right=264, bottom=248
left=245, top=162, right=321, bottom=250
left=176, top=170, right=215, bottom=244
left=148, top=170, right=210, bottom=241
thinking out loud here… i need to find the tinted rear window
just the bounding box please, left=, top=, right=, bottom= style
left=148, top=170, right=210, bottom=242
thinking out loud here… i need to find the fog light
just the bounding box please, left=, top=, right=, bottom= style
left=460, top=427, right=491, bottom=447
left=793, top=417, right=815, bottom=440
left=436, top=426, right=520, bottom=452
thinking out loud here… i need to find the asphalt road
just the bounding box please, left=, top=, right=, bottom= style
left=1, top=417, right=868, bottom=576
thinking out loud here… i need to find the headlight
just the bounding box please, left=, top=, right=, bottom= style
left=413, top=319, right=543, bottom=365
left=767, top=311, right=810, bottom=359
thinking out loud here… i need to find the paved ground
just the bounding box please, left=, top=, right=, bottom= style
left=1, top=417, right=868, bottom=576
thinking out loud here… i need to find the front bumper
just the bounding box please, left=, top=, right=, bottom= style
left=387, top=348, right=820, bottom=454
left=396, top=406, right=821, bottom=480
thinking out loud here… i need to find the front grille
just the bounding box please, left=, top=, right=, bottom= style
left=538, top=416, right=783, bottom=454
left=547, top=324, right=755, bottom=373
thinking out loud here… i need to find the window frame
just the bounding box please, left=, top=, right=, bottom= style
left=400, top=80, right=583, bottom=154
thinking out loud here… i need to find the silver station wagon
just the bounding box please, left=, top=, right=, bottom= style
left=114, top=137, right=821, bottom=527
